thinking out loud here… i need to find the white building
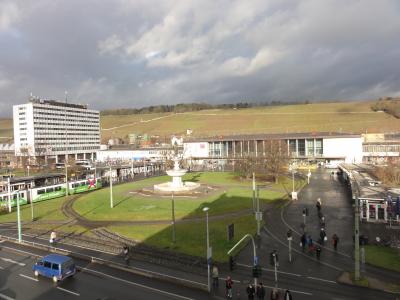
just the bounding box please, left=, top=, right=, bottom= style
left=183, top=132, right=363, bottom=164
left=13, top=98, right=100, bottom=164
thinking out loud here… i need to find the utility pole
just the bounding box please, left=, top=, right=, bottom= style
left=171, top=192, right=176, bottom=244
left=252, top=172, right=256, bottom=212
left=203, top=207, right=211, bottom=293
left=30, top=189, right=34, bottom=221
left=110, top=166, right=114, bottom=208
left=7, top=177, right=11, bottom=213
left=64, top=91, right=69, bottom=197
left=355, top=193, right=360, bottom=280
left=256, top=186, right=261, bottom=236
left=16, top=192, right=22, bottom=243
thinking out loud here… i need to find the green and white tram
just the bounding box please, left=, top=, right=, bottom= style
left=0, top=190, right=28, bottom=209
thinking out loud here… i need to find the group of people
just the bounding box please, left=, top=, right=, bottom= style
left=245, top=283, right=292, bottom=300
left=299, top=198, right=340, bottom=259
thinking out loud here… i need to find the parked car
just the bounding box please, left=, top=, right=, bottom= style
left=33, top=254, right=76, bottom=282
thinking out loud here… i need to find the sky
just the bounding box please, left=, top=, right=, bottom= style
left=1, top=0, right=400, bottom=116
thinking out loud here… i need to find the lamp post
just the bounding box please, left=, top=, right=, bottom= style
left=7, top=177, right=11, bottom=213
left=289, top=164, right=297, bottom=200
left=171, top=192, right=176, bottom=244
left=27, top=165, right=30, bottom=177
left=16, top=191, right=22, bottom=243
left=203, top=207, right=211, bottom=293
left=110, top=166, right=114, bottom=208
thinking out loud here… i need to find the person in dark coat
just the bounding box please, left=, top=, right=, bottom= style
left=316, top=246, right=322, bottom=260
left=256, top=282, right=266, bottom=300
left=270, top=288, right=280, bottom=300
left=284, top=289, right=293, bottom=300
left=332, top=233, right=339, bottom=250
left=246, top=284, right=255, bottom=300
left=226, top=276, right=233, bottom=299
left=300, top=233, right=306, bottom=252
left=319, top=228, right=327, bottom=245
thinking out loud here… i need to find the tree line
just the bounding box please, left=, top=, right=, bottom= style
left=100, top=100, right=312, bottom=116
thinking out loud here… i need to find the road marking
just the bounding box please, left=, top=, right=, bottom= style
left=0, top=266, right=4, bottom=270
left=56, top=287, right=80, bottom=296
left=307, top=276, right=336, bottom=284
left=19, top=274, right=38, bottom=282
left=0, top=292, right=15, bottom=300
left=79, top=266, right=197, bottom=300
left=262, top=226, right=343, bottom=272
left=1, top=242, right=207, bottom=290
left=1, top=257, right=26, bottom=266
left=264, top=284, right=313, bottom=296
left=237, top=263, right=302, bottom=277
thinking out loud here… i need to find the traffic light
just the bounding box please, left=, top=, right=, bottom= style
left=252, top=265, right=262, bottom=278
left=270, top=250, right=278, bottom=266
left=229, top=255, right=236, bottom=271
left=287, top=229, right=292, bottom=239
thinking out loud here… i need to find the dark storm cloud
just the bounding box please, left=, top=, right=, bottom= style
left=1, top=0, right=400, bottom=117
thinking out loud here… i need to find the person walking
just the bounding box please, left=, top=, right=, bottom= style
left=284, top=289, right=293, bottom=300
left=316, top=198, right=321, bottom=212
left=123, top=245, right=130, bottom=265
left=49, top=231, right=57, bottom=245
left=319, top=228, right=327, bottom=245
left=300, top=233, right=306, bottom=252
left=246, top=284, right=255, bottom=300
left=307, top=235, right=313, bottom=253
left=212, top=265, right=219, bottom=289
left=316, top=246, right=321, bottom=260
left=270, top=288, right=280, bottom=300
left=332, top=234, right=339, bottom=251
left=226, top=276, right=233, bottom=300
left=256, top=283, right=266, bottom=300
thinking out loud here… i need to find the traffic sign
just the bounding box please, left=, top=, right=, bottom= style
left=255, top=212, right=263, bottom=221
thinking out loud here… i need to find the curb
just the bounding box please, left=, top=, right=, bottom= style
left=0, top=234, right=209, bottom=292
left=336, top=271, right=400, bottom=295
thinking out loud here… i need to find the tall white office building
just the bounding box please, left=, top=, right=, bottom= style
left=13, top=97, right=100, bottom=164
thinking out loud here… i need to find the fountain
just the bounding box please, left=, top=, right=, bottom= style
left=154, top=154, right=200, bottom=193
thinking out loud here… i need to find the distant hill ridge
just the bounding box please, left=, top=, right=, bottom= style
left=100, top=100, right=314, bottom=116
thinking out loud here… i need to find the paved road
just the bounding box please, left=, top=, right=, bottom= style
left=232, top=168, right=399, bottom=299
left=0, top=242, right=213, bottom=300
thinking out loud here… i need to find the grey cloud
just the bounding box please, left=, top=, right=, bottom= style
left=0, top=0, right=400, bottom=117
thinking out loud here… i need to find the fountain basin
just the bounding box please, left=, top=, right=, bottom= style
left=153, top=181, right=201, bottom=193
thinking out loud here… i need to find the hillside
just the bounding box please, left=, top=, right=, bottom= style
left=1, top=101, right=400, bottom=144
left=100, top=101, right=400, bottom=141
left=0, top=119, right=13, bottom=143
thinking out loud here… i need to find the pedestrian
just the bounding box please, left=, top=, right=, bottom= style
left=284, top=289, right=293, bottom=300
left=316, top=246, right=321, bottom=260
left=300, top=233, right=306, bottom=252
left=332, top=234, right=339, bottom=251
left=123, top=245, right=130, bottom=265
left=320, top=216, right=325, bottom=229
left=49, top=231, right=57, bottom=245
left=256, top=282, right=266, bottom=300
left=226, top=276, right=233, bottom=300
left=316, top=198, right=321, bottom=212
left=212, top=265, right=219, bottom=289
left=270, top=288, right=280, bottom=300
left=319, top=228, right=327, bottom=245
left=246, top=284, right=255, bottom=300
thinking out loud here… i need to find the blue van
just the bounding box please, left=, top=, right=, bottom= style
left=33, top=254, right=76, bottom=282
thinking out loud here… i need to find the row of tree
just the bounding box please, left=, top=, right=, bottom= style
left=100, top=100, right=312, bottom=116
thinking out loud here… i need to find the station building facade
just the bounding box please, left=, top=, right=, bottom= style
left=183, top=132, right=363, bottom=165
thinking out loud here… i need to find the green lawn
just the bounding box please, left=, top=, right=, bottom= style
left=109, top=214, right=258, bottom=262
left=73, top=172, right=289, bottom=221
left=0, top=196, right=68, bottom=223
left=364, top=245, right=400, bottom=272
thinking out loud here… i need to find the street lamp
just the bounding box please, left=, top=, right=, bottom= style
left=289, top=164, right=297, bottom=200
left=203, top=207, right=211, bottom=293
left=16, top=191, right=22, bottom=243
left=171, top=192, right=176, bottom=244
left=109, top=165, right=114, bottom=208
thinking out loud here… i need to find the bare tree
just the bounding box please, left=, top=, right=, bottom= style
left=235, top=154, right=259, bottom=179
left=262, top=140, right=290, bottom=184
